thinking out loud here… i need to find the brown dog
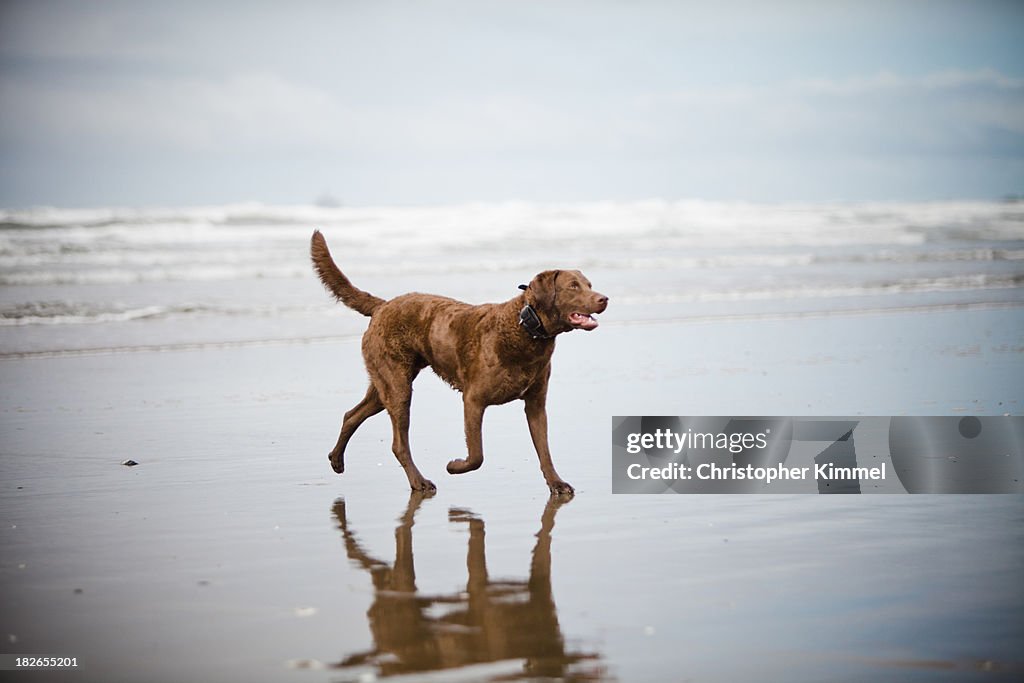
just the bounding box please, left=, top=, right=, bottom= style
left=311, top=230, right=608, bottom=495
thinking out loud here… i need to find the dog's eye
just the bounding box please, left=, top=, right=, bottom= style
left=569, top=282, right=580, bottom=289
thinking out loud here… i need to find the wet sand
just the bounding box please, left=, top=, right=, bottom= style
left=2, top=309, right=1024, bottom=682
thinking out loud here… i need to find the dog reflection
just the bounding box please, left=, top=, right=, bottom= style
left=333, top=493, right=605, bottom=680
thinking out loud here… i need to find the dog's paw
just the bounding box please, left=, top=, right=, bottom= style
left=548, top=480, right=575, bottom=497
left=446, top=457, right=482, bottom=474
left=411, top=478, right=437, bottom=493
left=328, top=452, right=345, bottom=474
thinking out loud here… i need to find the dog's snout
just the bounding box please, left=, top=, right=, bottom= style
left=595, top=294, right=608, bottom=312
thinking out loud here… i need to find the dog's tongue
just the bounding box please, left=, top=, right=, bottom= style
left=570, top=312, right=598, bottom=330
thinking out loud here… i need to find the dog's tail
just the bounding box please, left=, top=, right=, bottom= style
left=310, top=230, right=385, bottom=316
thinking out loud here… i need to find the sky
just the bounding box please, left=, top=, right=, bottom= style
left=0, top=0, right=1022, bottom=207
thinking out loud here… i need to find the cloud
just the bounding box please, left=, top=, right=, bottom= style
left=2, top=5, right=1022, bottom=206
left=2, top=1, right=1023, bottom=204
left=0, top=70, right=612, bottom=159
left=0, top=72, right=355, bottom=154
left=794, top=68, right=1024, bottom=95
left=619, top=68, right=1024, bottom=159
left=3, top=64, right=1022, bottom=189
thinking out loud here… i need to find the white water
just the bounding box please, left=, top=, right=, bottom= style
left=1, top=200, right=1022, bottom=354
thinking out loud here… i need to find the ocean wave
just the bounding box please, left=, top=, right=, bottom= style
left=0, top=203, right=338, bottom=229
left=2, top=199, right=1022, bottom=243
left=2, top=200, right=1019, bottom=356
left=614, top=274, right=1024, bottom=305
left=3, top=273, right=1019, bottom=328
left=2, top=201, right=1022, bottom=288
left=0, top=299, right=344, bottom=326
left=2, top=247, right=1021, bottom=286
left=0, top=261, right=317, bottom=285
left=0, top=301, right=173, bottom=326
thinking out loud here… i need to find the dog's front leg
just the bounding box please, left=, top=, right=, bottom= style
left=523, top=387, right=574, bottom=496
left=447, top=397, right=486, bottom=474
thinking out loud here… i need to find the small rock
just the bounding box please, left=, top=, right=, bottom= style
left=285, top=659, right=325, bottom=670
left=121, top=460, right=139, bottom=467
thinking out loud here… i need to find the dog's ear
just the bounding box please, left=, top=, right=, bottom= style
left=529, top=270, right=560, bottom=313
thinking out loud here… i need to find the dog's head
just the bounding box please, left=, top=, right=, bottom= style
left=524, top=269, right=608, bottom=335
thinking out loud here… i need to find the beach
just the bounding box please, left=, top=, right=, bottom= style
left=2, top=201, right=1024, bottom=681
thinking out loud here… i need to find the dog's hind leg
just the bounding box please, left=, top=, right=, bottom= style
left=374, top=365, right=436, bottom=492
left=329, top=383, right=384, bottom=474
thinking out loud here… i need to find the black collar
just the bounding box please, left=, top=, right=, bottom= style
left=519, top=303, right=553, bottom=339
